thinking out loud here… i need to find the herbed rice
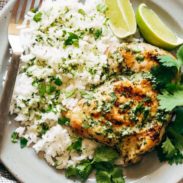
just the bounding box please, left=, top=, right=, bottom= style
left=10, top=0, right=124, bottom=169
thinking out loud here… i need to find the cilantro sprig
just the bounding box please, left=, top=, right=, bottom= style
left=151, top=45, right=183, bottom=92
left=65, top=146, right=125, bottom=183
left=156, top=107, right=183, bottom=165
left=153, top=45, right=183, bottom=165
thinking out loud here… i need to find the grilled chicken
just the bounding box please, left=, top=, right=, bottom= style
left=64, top=42, right=172, bottom=165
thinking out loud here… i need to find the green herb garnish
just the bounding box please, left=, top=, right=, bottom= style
left=78, top=9, right=86, bottom=16
left=54, top=77, right=62, bottom=86
left=37, top=123, right=49, bottom=137
left=96, top=4, right=108, bottom=13
left=65, top=146, right=125, bottom=182
left=93, top=29, right=103, bottom=40
left=64, top=32, right=79, bottom=47
left=58, top=117, right=70, bottom=126
left=20, top=137, right=28, bottom=148
left=68, top=137, right=82, bottom=152
left=11, top=131, right=19, bottom=143
left=33, top=12, right=42, bottom=22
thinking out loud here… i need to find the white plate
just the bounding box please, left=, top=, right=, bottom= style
left=0, top=0, right=183, bottom=183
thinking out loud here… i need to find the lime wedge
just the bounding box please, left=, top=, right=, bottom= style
left=105, top=0, right=136, bottom=38
left=136, top=3, right=182, bottom=50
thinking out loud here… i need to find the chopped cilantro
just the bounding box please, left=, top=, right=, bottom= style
left=96, top=4, right=108, bottom=13
left=65, top=90, right=76, bottom=98
left=33, top=12, right=42, bottom=22
left=38, top=82, right=57, bottom=96
left=54, top=77, right=62, bottom=86
left=58, top=117, right=70, bottom=126
left=102, top=103, right=113, bottom=113
left=38, top=83, right=46, bottom=96
left=93, top=29, right=103, bottom=40
left=135, top=55, right=144, bottom=62
left=11, top=131, right=19, bottom=143
left=78, top=9, right=86, bottom=15
left=68, top=137, right=82, bottom=152
left=65, top=166, right=78, bottom=178
left=37, top=123, right=49, bottom=137
left=46, top=85, right=56, bottom=94
left=64, top=32, right=79, bottom=47
left=141, top=107, right=150, bottom=123
left=20, top=137, right=28, bottom=148
left=75, top=160, right=92, bottom=180
left=134, top=103, right=145, bottom=115
left=111, top=167, right=125, bottom=183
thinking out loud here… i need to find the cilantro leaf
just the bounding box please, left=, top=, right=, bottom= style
left=54, top=77, right=62, bottom=86
left=165, top=83, right=183, bottom=93
left=58, top=117, right=70, bottom=126
left=38, top=83, right=46, bottom=96
left=76, top=160, right=93, bottom=181
left=20, top=137, right=28, bottom=148
left=168, top=128, right=183, bottom=153
left=65, top=146, right=125, bottom=183
left=65, top=90, right=76, bottom=98
left=37, top=122, right=49, bottom=137
left=96, top=4, right=108, bottom=13
left=33, top=12, right=42, bottom=22
left=64, top=32, right=79, bottom=47
left=96, top=166, right=125, bottom=183
left=111, top=167, right=125, bottom=183
left=177, top=45, right=183, bottom=65
left=171, top=107, right=183, bottom=134
left=68, top=137, right=82, bottom=152
left=93, top=146, right=119, bottom=163
left=156, top=106, right=183, bottom=165
left=158, top=90, right=183, bottom=111
left=93, top=29, right=103, bottom=40
left=151, top=65, right=177, bottom=91
left=65, top=160, right=92, bottom=181
left=11, top=131, right=19, bottom=143
left=46, top=85, right=56, bottom=94
left=65, top=166, right=78, bottom=178
left=157, top=55, right=179, bottom=69
left=161, top=137, right=176, bottom=158
left=96, top=170, right=111, bottom=183
left=78, top=9, right=86, bottom=16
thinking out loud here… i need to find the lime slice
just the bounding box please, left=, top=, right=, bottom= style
left=136, top=3, right=182, bottom=50
left=105, top=0, right=136, bottom=38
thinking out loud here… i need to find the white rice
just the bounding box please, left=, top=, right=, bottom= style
left=10, top=0, right=119, bottom=169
